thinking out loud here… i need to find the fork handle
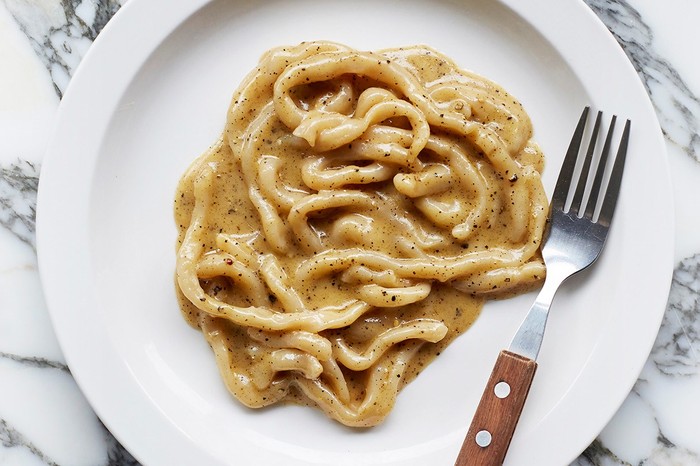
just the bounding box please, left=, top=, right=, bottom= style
left=454, top=350, right=538, bottom=466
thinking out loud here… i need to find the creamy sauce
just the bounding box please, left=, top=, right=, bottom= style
left=174, top=41, right=547, bottom=427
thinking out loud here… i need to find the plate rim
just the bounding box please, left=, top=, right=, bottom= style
left=36, top=0, right=675, bottom=464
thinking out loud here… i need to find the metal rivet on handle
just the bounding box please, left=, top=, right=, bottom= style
left=475, top=430, right=492, bottom=448
left=494, top=381, right=511, bottom=399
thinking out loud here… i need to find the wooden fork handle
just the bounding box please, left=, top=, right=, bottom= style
left=455, top=350, right=538, bottom=466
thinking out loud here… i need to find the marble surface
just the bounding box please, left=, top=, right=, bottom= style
left=1, top=0, right=699, bottom=464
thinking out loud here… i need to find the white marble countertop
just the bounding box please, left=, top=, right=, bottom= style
left=1, top=0, right=699, bottom=465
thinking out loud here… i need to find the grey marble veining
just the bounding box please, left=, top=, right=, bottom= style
left=653, top=254, right=700, bottom=376
left=1, top=354, right=67, bottom=465
left=584, top=0, right=700, bottom=162
left=0, top=161, right=39, bottom=248
left=103, top=430, right=140, bottom=466
left=0, top=160, right=137, bottom=464
left=0, top=351, right=68, bottom=372
left=575, top=381, right=700, bottom=465
left=1, top=414, right=138, bottom=466
left=577, top=433, right=700, bottom=465
left=0, top=354, right=137, bottom=466
left=571, top=235, right=700, bottom=461
left=1, top=0, right=699, bottom=465
left=3, top=0, right=124, bottom=97
left=0, top=418, right=59, bottom=466
left=629, top=381, right=700, bottom=465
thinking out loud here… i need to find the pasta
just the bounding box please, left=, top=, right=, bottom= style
left=174, top=41, right=547, bottom=427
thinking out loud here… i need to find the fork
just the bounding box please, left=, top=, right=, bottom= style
left=454, top=107, right=631, bottom=466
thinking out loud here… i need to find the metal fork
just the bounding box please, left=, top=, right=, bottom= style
left=455, top=107, right=631, bottom=466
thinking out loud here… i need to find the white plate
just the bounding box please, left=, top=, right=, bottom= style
left=36, top=0, right=674, bottom=464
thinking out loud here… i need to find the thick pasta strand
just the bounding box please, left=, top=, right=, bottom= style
left=174, top=41, right=548, bottom=427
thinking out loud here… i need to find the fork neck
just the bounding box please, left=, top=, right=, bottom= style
left=507, top=269, right=569, bottom=361
left=536, top=267, right=570, bottom=309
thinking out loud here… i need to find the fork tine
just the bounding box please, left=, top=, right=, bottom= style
left=551, top=107, right=590, bottom=211
left=584, top=115, right=617, bottom=219
left=570, top=111, right=602, bottom=215
left=597, top=119, right=631, bottom=227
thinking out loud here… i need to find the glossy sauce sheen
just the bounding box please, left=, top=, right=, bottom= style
left=174, top=42, right=547, bottom=427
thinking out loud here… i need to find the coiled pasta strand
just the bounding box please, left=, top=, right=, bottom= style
left=174, top=41, right=548, bottom=427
